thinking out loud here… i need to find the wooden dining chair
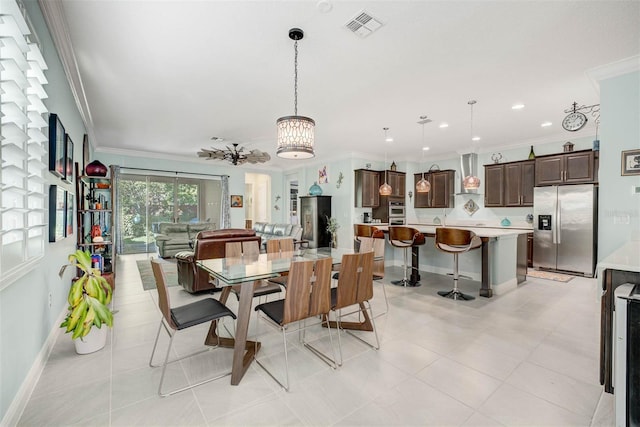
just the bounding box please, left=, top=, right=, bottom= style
left=226, top=241, right=282, bottom=300
left=328, top=251, right=379, bottom=365
left=254, top=257, right=336, bottom=391
left=149, top=259, right=237, bottom=397
left=266, top=238, right=295, bottom=288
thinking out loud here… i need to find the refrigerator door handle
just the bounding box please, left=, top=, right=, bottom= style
left=557, top=199, right=561, bottom=244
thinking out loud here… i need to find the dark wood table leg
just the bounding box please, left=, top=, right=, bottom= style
left=479, top=237, right=493, bottom=298
left=204, top=284, right=261, bottom=385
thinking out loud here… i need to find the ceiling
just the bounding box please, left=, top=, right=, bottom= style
left=48, top=1, right=639, bottom=170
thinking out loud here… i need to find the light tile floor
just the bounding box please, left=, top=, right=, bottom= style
left=18, top=253, right=615, bottom=426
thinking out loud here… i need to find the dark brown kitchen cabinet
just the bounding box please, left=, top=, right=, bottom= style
left=413, top=170, right=455, bottom=208
left=381, top=170, right=406, bottom=198
left=354, top=169, right=380, bottom=207
left=484, top=164, right=505, bottom=207
left=527, top=232, right=533, bottom=268
left=484, top=160, right=534, bottom=207
left=535, top=150, right=596, bottom=186
left=505, top=160, right=535, bottom=206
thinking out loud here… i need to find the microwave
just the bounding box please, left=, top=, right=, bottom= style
left=389, top=201, right=405, bottom=217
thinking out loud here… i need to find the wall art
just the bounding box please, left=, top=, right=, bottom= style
left=63, top=134, right=74, bottom=184
left=621, top=149, right=640, bottom=176
left=48, top=113, right=65, bottom=178
left=231, top=195, right=243, bottom=208
left=48, top=185, right=66, bottom=242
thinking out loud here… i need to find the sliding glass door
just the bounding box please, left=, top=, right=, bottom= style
left=118, top=174, right=203, bottom=254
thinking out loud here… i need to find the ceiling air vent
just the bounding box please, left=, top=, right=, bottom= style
left=345, top=11, right=383, bottom=38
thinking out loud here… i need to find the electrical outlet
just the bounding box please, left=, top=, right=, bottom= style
left=633, top=186, right=640, bottom=195
left=48, top=292, right=52, bottom=308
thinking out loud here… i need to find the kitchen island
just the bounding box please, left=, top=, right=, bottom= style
left=370, top=223, right=532, bottom=297
left=596, top=240, right=640, bottom=393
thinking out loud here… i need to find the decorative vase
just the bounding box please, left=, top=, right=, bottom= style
left=309, top=182, right=323, bottom=196
left=528, top=145, right=535, bottom=160
left=85, top=160, right=108, bottom=177
left=74, top=326, right=107, bottom=355
left=331, top=233, right=337, bottom=249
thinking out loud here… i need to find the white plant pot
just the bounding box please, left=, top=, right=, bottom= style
left=74, top=326, right=108, bottom=355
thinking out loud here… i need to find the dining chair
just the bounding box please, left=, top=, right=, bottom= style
left=354, top=224, right=388, bottom=315
left=254, top=257, right=336, bottom=391
left=149, top=259, right=237, bottom=397
left=329, top=251, right=379, bottom=365
left=266, top=237, right=295, bottom=288
left=226, top=241, right=282, bottom=300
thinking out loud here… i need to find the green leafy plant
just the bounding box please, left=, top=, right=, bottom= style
left=59, top=249, right=114, bottom=339
left=326, top=216, right=340, bottom=234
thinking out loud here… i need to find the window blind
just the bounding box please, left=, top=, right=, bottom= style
left=1, top=0, right=49, bottom=288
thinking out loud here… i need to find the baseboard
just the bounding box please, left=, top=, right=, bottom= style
left=1, top=306, right=67, bottom=427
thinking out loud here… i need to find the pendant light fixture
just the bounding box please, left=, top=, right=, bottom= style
left=276, top=28, right=315, bottom=159
left=379, top=127, right=393, bottom=196
left=416, top=116, right=431, bottom=193
left=462, top=100, right=481, bottom=190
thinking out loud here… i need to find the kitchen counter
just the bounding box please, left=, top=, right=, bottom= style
left=363, top=223, right=529, bottom=297
left=596, top=239, right=640, bottom=393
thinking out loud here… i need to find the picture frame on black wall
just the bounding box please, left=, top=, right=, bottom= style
left=621, top=149, right=640, bottom=176
left=48, top=114, right=65, bottom=178
left=49, top=185, right=66, bottom=242
left=63, top=134, right=74, bottom=184
left=82, top=133, right=89, bottom=176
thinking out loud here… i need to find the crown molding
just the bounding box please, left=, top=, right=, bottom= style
left=586, top=55, right=640, bottom=95
left=38, top=0, right=96, bottom=147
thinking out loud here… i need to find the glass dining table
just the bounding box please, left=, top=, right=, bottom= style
left=197, top=247, right=361, bottom=385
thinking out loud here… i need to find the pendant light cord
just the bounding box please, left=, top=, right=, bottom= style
left=294, top=39, right=298, bottom=116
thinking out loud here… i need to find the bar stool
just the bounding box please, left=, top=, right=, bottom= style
left=434, top=227, right=482, bottom=301
left=388, top=226, right=425, bottom=287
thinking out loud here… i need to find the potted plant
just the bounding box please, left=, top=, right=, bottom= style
left=326, top=216, right=340, bottom=248
left=59, top=249, right=114, bottom=354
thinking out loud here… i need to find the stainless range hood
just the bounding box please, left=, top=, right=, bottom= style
left=459, top=152, right=480, bottom=194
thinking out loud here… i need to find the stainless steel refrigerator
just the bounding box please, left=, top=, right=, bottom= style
left=533, top=184, right=597, bottom=277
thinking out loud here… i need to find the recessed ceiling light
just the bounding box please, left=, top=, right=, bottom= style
left=472, top=136, right=481, bottom=141
left=541, top=121, right=552, bottom=127
left=512, top=104, right=525, bottom=110
left=422, top=147, right=430, bottom=151
left=439, top=123, right=449, bottom=128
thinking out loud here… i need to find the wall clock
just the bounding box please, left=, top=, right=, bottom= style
left=562, top=111, right=588, bottom=132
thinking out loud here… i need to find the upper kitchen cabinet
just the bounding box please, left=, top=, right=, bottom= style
left=484, top=164, right=505, bottom=207
left=535, top=150, right=596, bottom=186
left=354, top=169, right=380, bottom=207
left=505, top=160, right=535, bottom=206
left=382, top=170, right=406, bottom=198
left=414, top=170, right=455, bottom=208
left=484, top=160, right=534, bottom=207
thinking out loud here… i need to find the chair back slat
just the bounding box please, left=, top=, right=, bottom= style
left=335, top=253, right=361, bottom=309
left=242, top=240, right=260, bottom=257
left=356, top=251, right=374, bottom=301
left=225, top=242, right=243, bottom=258
left=308, top=258, right=332, bottom=316
left=282, top=257, right=332, bottom=325
left=151, top=260, right=176, bottom=329
left=279, top=238, right=295, bottom=253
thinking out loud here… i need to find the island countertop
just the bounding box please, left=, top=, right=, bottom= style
left=372, top=223, right=531, bottom=238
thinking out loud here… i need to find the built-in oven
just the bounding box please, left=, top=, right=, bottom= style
left=389, top=217, right=406, bottom=225
left=389, top=201, right=405, bottom=218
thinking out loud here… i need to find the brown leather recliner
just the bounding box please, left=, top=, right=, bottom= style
left=175, top=229, right=261, bottom=293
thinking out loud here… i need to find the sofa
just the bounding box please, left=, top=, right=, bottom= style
left=175, top=228, right=261, bottom=293
left=252, top=222, right=302, bottom=248
left=154, top=222, right=216, bottom=258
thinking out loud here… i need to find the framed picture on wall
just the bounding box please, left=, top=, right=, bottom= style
left=63, top=134, right=74, bottom=184
left=66, top=191, right=74, bottom=237
left=48, top=113, right=66, bottom=178
left=82, top=133, right=90, bottom=176
left=231, top=195, right=243, bottom=208
left=48, top=185, right=66, bottom=242
left=621, top=149, right=640, bottom=176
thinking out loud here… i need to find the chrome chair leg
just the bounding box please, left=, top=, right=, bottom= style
left=438, top=253, right=475, bottom=301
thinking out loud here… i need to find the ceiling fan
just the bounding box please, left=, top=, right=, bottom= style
left=197, top=138, right=271, bottom=166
